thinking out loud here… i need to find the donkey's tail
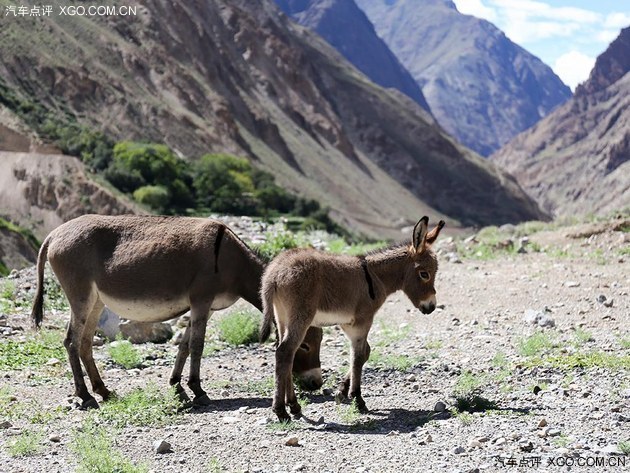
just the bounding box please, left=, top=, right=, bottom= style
left=31, top=236, right=51, bottom=329
left=259, top=281, right=275, bottom=343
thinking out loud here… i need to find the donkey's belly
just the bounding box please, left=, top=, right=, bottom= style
left=99, top=292, right=189, bottom=323
left=312, top=310, right=355, bottom=327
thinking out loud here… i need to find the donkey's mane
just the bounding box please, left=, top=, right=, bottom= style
left=362, top=241, right=410, bottom=261
left=224, top=226, right=269, bottom=264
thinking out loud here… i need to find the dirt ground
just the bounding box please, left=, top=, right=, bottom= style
left=0, top=218, right=628, bottom=473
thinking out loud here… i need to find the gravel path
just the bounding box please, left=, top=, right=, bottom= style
left=0, top=218, right=628, bottom=472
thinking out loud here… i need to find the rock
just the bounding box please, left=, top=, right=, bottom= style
left=322, top=388, right=334, bottom=396
left=495, top=437, right=506, bottom=446
left=538, top=418, right=548, bottom=428
left=565, top=281, right=580, bottom=288
left=97, top=307, right=121, bottom=340
left=222, top=416, right=240, bottom=424
left=256, top=417, right=271, bottom=426
left=476, top=436, right=490, bottom=443
left=285, top=436, right=300, bottom=447
left=538, top=427, right=550, bottom=438
left=596, top=294, right=607, bottom=303
left=153, top=439, right=172, bottom=454
left=92, top=336, right=105, bottom=347
left=46, top=358, right=61, bottom=366
left=406, top=374, right=416, bottom=382
left=48, top=434, right=61, bottom=442
left=316, top=416, right=325, bottom=424
left=468, top=438, right=482, bottom=448
left=292, top=463, right=306, bottom=471
left=603, top=298, right=614, bottom=308
left=419, top=434, right=433, bottom=445
left=451, top=446, right=465, bottom=454
left=519, top=440, right=534, bottom=452
left=0, top=420, right=12, bottom=429
left=434, top=401, right=447, bottom=412
left=523, top=309, right=555, bottom=328
left=119, top=320, right=173, bottom=344
left=547, top=429, right=561, bottom=437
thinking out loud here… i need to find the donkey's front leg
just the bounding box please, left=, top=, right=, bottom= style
left=341, top=324, right=372, bottom=413
left=187, top=304, right=212, bottom=406
left=273, top=338, right=298, bottom=421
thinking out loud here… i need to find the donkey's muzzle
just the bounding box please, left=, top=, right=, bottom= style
left=293, top=367, right=324, bottom=391
left=419, top=301, right=436, bottom=314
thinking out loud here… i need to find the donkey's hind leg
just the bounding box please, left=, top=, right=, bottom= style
left=79, top=299, right=113, bottom=401
left=187, top=304, right=212, bottom=406
left=274, top=320, right=310, bottom=421
left=340, top=323, right=372, bottom=413
left=63, top=285, right=100, bottom=409
left=169, top=320, right=193, bottom=404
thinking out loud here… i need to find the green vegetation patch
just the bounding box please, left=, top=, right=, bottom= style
left=217, top=309, right=260, bottom=345
left=71, top=421, right=148, bottom=473
left=94, top=385, right=181, bottom=428
left=526, top=351, right=630, bottom=370
left=451, top=371, right=497, bottom=413
left=517, top=331, right=556, bottom=357
left=6, top=429, right=44, bottom=457
left=0, top=329, right=65, bottom=370
left=107, top=339, right=142, bottom=369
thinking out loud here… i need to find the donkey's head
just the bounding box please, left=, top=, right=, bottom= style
left=402, top=217, right=445, bottom=314
left=292, top=326, right=324, bottom=390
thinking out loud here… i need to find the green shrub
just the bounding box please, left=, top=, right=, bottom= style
left=254, top=232, right=303, bottom=260
left=132, top=185, right=170, bottom=211
left=0, top=329, right=65, bottom=370
left=6, top=430, right=43, bottom=457
left=107, top=340, right=142, bottom=369
left=217, top=310, right=260, bottom=345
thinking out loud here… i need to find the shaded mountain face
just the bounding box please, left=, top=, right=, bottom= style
left=0, top=0, right=545, bottom=237
left=356, top=0, right=572, bottom=157
left=492, top=28, right=630, bottom=217
left=274, top=0, right=431, bottom=112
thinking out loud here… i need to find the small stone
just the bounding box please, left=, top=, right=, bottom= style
left=547, top=429, right=561, bottom=437
left=322, top=388, right=333, bottom=396
left=92, top=336, right=104, bottom=347
left=386, top=430, right=399, bottom=437
left=596, top=294, right=607, bottom=304
left=256, top=417, right=271, bottom=426
left=565, top=281, right=580, bottom=288
left=406, top=374, right=417, bottom=382
left=222, top=416, right=240, bottom=424
left=46, top=358, right=61, bottom=367
left=451, top=446, right=465, bottom=454
left=0, top=421, right=12, bottom=429
left=434, top=401, right=447, bottom=412
left=538, top=418, right=548, bottom=428
left=153, top=439, right=171, bottom=454
left=316, top=416, right=325, bottom=424
left=419, top=434, right=433, bottom=444
left=495, top=437, right=506, bottom=446
left=538, top=427, right=550, bottom=438
left=468, top=438, right=482, bottom=448
left=285, top=436, right=300, bottom=447
left=519, top=440, right=534, bottom=452
left=603, top=299, right=614, bottom=308
left=48, top=434, right=61, bottom=442
left=292, top=463, right=306, bottom=471
left=476, top=436, right=490, bottom=443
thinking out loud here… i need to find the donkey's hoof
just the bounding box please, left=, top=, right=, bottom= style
left=289, top=402, right=302, bottom=417
left=176, top=390, right=191, bottom=404
left=273, top=407, right=291, bottom=422
left=80, top=398, right=100, bottom=410
left=192, top=394, right=212, bottom=407
left=101, top=390, right=117, bottom=402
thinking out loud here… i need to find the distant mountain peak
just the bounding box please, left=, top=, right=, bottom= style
left=575, top=26, right=630, bottom=97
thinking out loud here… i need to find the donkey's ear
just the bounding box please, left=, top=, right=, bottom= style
left=412, top=216, right=429, bottom=251
left=425, top=220, right=445, bottom=245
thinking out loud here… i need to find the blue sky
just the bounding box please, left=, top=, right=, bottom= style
left=452, top=0, right=630, bottom=90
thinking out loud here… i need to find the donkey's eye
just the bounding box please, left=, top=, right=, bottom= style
left=299, top=343, right=310, bottom=352
left=419, top=271, right=430, bottom=280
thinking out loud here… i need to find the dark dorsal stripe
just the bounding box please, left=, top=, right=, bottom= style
left=360, top=257, right=375, bottom=300
left=214, top=225, right=226, bottom=273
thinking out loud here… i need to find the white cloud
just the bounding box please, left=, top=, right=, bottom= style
left=453, top=0, right=498, bottom=22
left=604, top=12, right=630, bottom=29
left=553, top=51, right=595, bottom=90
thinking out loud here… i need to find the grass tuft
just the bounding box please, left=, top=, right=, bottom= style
left=217, top=309, right=260, bottom=345
left=517, top=332, right=555, bottom=357
left=72, top=421, right=148, bottom=473
left=107, top=339, right=142, bottom=369
left=6, top=430, right=43, bottom=457
left=452, top=371, right=497, bottom=413
left=94, top=385, right=181, bottom=428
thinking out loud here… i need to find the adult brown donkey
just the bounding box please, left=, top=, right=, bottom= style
left=31, top=215, right=323, bottom=409
left=261, top=216, right=444, bottom=421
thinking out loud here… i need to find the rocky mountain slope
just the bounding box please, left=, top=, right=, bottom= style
left=274, top=0, right=431, bottom=112
left=0, top=0, right=545, bottom=238
left=0, top=151, right=141, bottom=242
left=355, top=0, right=572, bottom=157
left=492, top=28, right=630, bottom=217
